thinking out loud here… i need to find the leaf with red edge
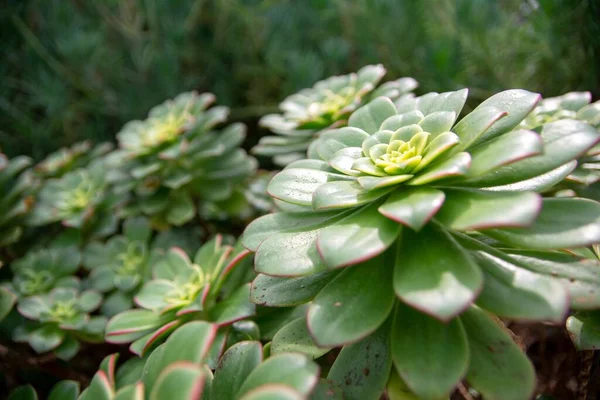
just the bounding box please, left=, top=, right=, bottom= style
left=150, top=362, right=207, bottom=400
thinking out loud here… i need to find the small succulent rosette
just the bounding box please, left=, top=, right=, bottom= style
left=114, top=91, right=257, bottom=226
left=83, top=217, right=158, bottom=316
left=253, top=64, right=418, bottom=166
left=243, top=90, right=600, bottom=399
left=105, top=235, right=255, bottom=362
left=14, top=287, right=105, bottom=360
left=521, top=91, right=600, bottom=187
left=27, top=164, right=124, bottom=239
left=34, top=140, right=113, bottom=179
left=0, top=154, right=37, bottom=247
left=7, top=246, right=81, bottom=298
left=77, top=326, right=319, bottom=400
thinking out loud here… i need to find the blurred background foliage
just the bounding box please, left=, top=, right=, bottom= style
left=1, top=0, right=599, bottom=159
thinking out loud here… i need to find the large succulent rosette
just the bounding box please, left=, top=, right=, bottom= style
left=113, top=91, right=257, bottom=226
left=243, top=90, right=600, bottom=399
left=253, top=64, right=418, bottom=166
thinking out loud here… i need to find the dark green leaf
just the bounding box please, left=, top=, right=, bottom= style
left=378, top=187, right=445, bottom=231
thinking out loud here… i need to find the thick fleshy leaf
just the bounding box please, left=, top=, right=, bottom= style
left=391, top=304, right=469, bottom=399
left=17, top=296, right=48, bottom=320
left=272, top=317, right=330, bottom=359
left=349, top=97, right=397, bottom=134
left=566, top=311, right=600, bottom=350
left=435, top=189, right=541, bottom=231
left=151, top=362, right=206, bottom=400
left=378, top=187, right=445, bottom=231
left=413, top=132, right=460, bottom=173
left=394, top=225, right=482, bottom=321
left=313, top=181, right=392, bottom=210
left=268, top=168, right=352, bottom=206
left=466, top=243, right=569, bottom=322
left=464, top=119, right=600, bottom=187
left=317, top=202, right=401, bottom=268
left=380, top=111, right=424, bottom=131
left=505, top=250, right=600, bottom=310
left=327, top=322, right=392, bottom=400
left=129, top=320, right=181, bottom=356
left=417, top=89, right=469, bottom=117
left=255, top=229, right=326, bottom=277
left=133, top=280, right=174, bottom=311
left=461, top=306, right=535, bottom=400
left=212, top=341, right=263, bottom=399
left=79, top=371, right=113, bottom=400
left=466, top=129, right=543, bottom=178
left=7, top=385, right=38, bottom=400
left=357, top=175, right=413, bottom=191
left=48, top=380, right=80, bottom=400
left=79, top=290, right=103, bottom=313
left=105, top=309, right=165, bottom=343
left=123, top=217, right=152, bottom=243
left=485, top=198, right=600, bottom=249
left=470, top=89, right=541, bottom=144
left=317, top=128, right=370, bottom=161
left=407, top=152, right=470, bottom=186
left=250, top=270, right=340, bottom=307
left=451, top=106, right=507, bottom=153
left=307, top=254, right=395, bottom=346
left=242, top=209, right=346, bottom=251
left=329, top=147, right=363, bottom=176
left=143, top=322, right=216, bottom=394
left=418, top=111, right=455, bottom=136
left=482, top=161, right=576, bottom=192
left=209, top=283, right=255, bottom=325
left=153, top=248, right=191, bottom=280
left=239, top=385, right=304, bottom=400
left=237, top=353, right=319, bottom=397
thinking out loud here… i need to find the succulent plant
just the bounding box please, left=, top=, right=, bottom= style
left=0, top=154, right=37, bottom=247
left=243, top=90, right=600, bottom=399
left=7, top=246, right=80, bottom=298
left=34, top=141, right=113, bottom=179
left=27, top=164, right=123, bottom=239
left=520, top=91, right=600, bottom=188
left=113, top=92, right=257, bottom=226
left=104, top=235, right=255, bottom=360
left=15, top=287, right=105, bottom=359
left=83, top=218, right=159, bottom=316
left=253, top=65, right=418, bottom=166
left=76, top=323, right=319, bottom=400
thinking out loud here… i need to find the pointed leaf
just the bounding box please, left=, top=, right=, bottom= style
left=250, top=270, right=340, bottom=307
left=349, top=97, right=397, bottom=134
left=327, top=323, right=392, bottom=400
left=486, top=198, right=600, bottom=249
left=435, top=189, right=541, bottom=231
left=313, top=181, right=393, bottom=210
left=105, top=309, right=164, bottom=343
left=466, top=129, right=543, bottom=178
left=378, top=187, right=445, bottom=231
left=212, top=341, right=263, bottom=399
left=471, top=90, right=541, bottom=144
left=482, top=161, right=576, bottom=192
left=307, top=254, right=395, bottom=346
left=461, top=306, right=535, bottom=400
left=272, top=317, right=330, bottom=359
left=394, top=225, right=482, bottom=321
left=391, top=304, right=469, bottom=399
left=451, top=107, right=507, bottom=153
left=268, top=168, right=352, bottom=206
left=150, top=362, right=206, bottom=400
left=407, top=152, right=470, bottom=186
left=317, top=201, right=401, bottom=268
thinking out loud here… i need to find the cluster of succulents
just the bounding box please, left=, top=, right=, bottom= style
left=4, top=69, right=600, bottom=400
left=104, top=235, right=255, bottom=359
left=253, top=64, right=418, bottom=166
left=113, top=91, right=258, bottom=227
